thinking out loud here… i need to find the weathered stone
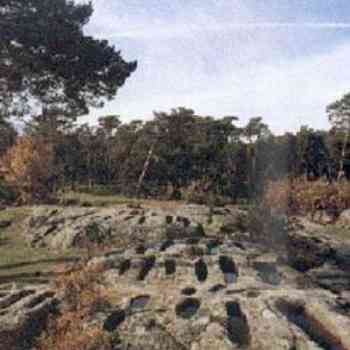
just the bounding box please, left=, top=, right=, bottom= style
left=335, top=245, right=350, bottom=269
left=24, top=204, right=246, bottom=250
left=0, top=287, right=57, bottom=350
left=98, top=233, right=350, bottom=349
left=287, top=230, right=335, bottom=272
left=339, top=209, right=350, bottom=226
left=307, top=264, right=350, bottom=293
left=9, top=204, right=350, bottom=349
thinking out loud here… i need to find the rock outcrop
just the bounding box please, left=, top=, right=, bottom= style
left=5, top=204, right=350, bottom=349
left=86, top=233, right=350, bottom=350
left=0, top=286, right=58, bottom=350
left=24, top=204, right=246, bottom=250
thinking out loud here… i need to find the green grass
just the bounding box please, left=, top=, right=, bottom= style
left=58, top=190, right=185, bottom=209
left=0, top=207, right=82, bottom=287
left=59, top=191, right=140, bottom=207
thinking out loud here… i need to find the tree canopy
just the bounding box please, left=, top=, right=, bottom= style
left=327, top=93, right=350, bottom=169
left=0, top=0, right=137, bottom=119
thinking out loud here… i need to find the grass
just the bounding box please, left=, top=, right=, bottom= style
left=0, top=195, right=186, bottom=288
left=59, top=191, right=141, bottom=207
left=59, top=190, right=187, bottom=209
left=0, top=207, right=82, bottom=287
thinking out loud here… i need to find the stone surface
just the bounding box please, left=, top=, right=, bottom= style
left=24, top=204, right=247, bottom=249
left=287, top=230, right=335, bottom=272
left=6, top=205, right=350, bottom=349
left=0, top=286, right=58, bottom=350
left=339, top=209, right=350, bottom=226
left=95, top=233, right=350, bottom=350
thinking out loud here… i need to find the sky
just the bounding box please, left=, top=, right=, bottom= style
left=79, top=0, right=350, bottom=133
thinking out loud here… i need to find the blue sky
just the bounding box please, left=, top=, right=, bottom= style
left=80, top=0, right=350, bottom=133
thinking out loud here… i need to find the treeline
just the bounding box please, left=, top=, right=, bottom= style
left=2, top=0, right=350, bottom=205
left=0, top=106, right=346, bottom=204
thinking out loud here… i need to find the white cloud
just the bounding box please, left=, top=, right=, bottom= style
left=81, top=0, right=350, bottom=40
left=83, top=42, right=350, bottom=133
left=93, top=22, right=350, bottom=40
left=77, top=0, right=350, bottom=133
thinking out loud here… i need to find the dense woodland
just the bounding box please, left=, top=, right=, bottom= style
left=1, top=105, right=349, bottom=205
left=1, top=0, right=350, bottom=206
left=2, top=2, right=350, bottom=350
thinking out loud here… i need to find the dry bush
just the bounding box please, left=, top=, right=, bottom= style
left=182, top=177, right=214, bottom=204
left=35, top=262, right=116, bottom=350
left=0, top=136, right=56, bottom=204
left=263, top=178, right=294, bottom=214
left=54, top=262, right=108, bottom=312
left=264, top=177, right=350, bottom=221
left=37, top=320, right=113, bottom=350
left=182, top=178, right=229, bottom=206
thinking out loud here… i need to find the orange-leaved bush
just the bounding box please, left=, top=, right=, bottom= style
left=35, top=263, right=116, bottom=350
left=263, top=177, right=350, bottom=222
left=263, top=178, right=294, bottom=214
left=0, top=136, right=55, bottom=204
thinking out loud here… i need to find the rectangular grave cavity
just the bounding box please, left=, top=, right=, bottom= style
left=165, top=259, right=176, bottom=275
left=219, top=256, right=238, bottom=284
left=138, top=256, right=156, bottom=281
left=225, top=301, right=251, bottom=347
left=194, top=258, right=208, bottom=282
left=119, top=259, right=131, bottom=275
left=175, top=297, right=201, bottom=319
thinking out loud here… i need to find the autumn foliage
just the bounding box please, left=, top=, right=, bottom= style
left=0, top=136, right=55, bottom=204
left=35, top=263, right=115, bottom=350
left=263, top=177, right=350, bottom=221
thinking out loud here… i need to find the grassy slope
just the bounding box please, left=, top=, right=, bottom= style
left=59, top=190, right=187, bottom=209
left=1, top=192, right=349, bottom=288
left=60, top=191, right=139, bottom=207
left=0, top=207, right=81, bottom=288
left=0, top=196, right=184, bottom=288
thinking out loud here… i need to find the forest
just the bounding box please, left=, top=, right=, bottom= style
left=0, top=0, right=350, bottom=210
left=2, top=2, right=350, bottom=350
left=0, top=105, right=348, bottom=204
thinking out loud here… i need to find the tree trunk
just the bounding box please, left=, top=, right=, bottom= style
left=339, top=124, right=350, bottom=179
left=136, top=143, right=155, bottom=195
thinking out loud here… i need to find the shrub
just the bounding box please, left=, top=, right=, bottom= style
left=85, top=223, right=112, bottom=245
left=263, top=178, right=295, bottom=215
left=263, top=177, right=350, bottom=222
left=183, top=179, right=232, bottom=206
left=55, top=263, right=105, bottom=310
left=0, top=136, right=56, bottom=204
left=59, top=198, right=81, bottom=206
left=35, top=263, right=115, bottom=350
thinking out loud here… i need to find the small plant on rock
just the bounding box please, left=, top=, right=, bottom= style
left=35, top=263, right=115, bottom=350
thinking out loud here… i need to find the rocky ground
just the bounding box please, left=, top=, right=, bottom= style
left=24, top=204, right=246, bottom=249
left=1, top=203, right=350, bottom=349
